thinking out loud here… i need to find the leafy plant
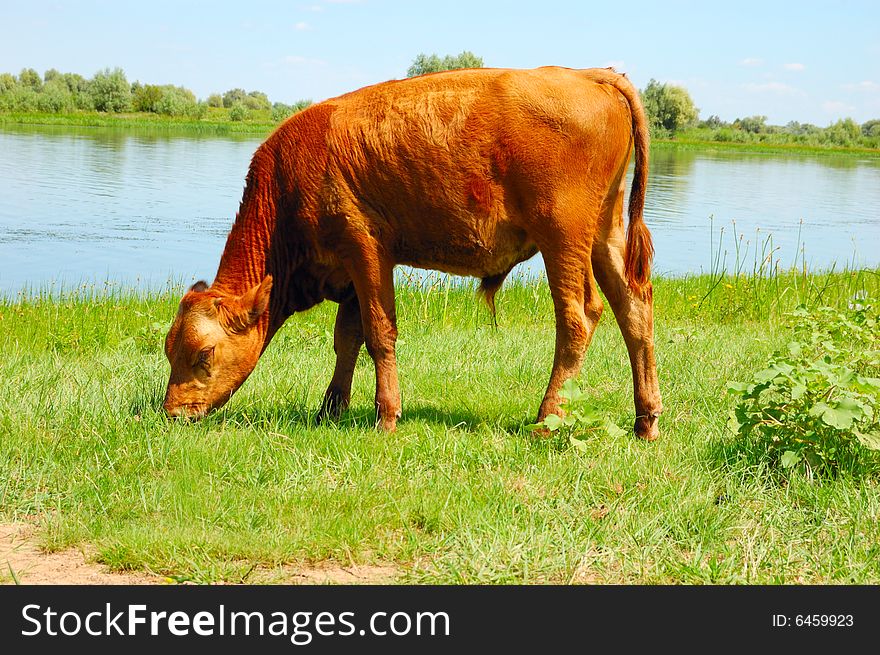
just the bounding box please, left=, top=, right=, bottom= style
left=727, top=297, right=880, bottom=476
left=529, top=379, right=626, bottom=450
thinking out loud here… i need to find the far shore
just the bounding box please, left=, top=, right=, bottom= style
left=3, top=110, right=880, bottom=158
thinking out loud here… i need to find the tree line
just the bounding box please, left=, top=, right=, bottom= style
left=0, top=67, right=311, bottom=122
left=2, top=55, right=878, bottom=147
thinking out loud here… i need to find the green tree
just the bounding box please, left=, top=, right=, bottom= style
left=222, top=88, right=247, bottom=108
left=36, top=79, right=73, bottom=112
left=18, top=68, right=43, bottom=91
left=244, top=90, right=270, bottom=111
left=132, top=83, right=164, bottom=112
left=44, top=68, right=61, bottom=83
left=0, top=72, right=16, bottom=94
left=207, top=93, right=223, bottom=108
left=862, top=119, right=880, bottom=138
left=155, top=85, right=199, bottom=116
left=640, top=79, right=699, bottom=134
left=406, top=51, right=483, bottom=77
left=700, top=114, right=726, bottom=129
left=734, top=115, right=768, bottom=134
left=90, top=67, right=131, bottom=112
left=823, top=118, right=861, bottom=146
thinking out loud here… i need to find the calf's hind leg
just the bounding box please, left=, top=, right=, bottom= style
left=537, top=249, right=605, bottom=423
left=592, top=201, right=663, bottom=440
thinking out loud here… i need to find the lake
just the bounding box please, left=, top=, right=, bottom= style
left=2, top=124, right=879, bottom=295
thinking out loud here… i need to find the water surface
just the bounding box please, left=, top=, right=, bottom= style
left=2, top=124, right=879, bottom=294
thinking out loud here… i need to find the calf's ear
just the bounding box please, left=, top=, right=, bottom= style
left=239, top=275, right=273, bottom=326
left=190, top=280, right=209, bottom=293
left=215, top=275, right=273, bottom=333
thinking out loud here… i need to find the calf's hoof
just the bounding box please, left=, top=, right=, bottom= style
left=376, top=407, right=402, bottom=432
left=634, top=411, right=661, bottom=442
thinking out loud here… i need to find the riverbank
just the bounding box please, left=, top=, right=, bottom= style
left=2, top=269, right=879, bottom=584
left=4, top=110, right=880, bottom=157
left=0, top=110, right=276, bottom=135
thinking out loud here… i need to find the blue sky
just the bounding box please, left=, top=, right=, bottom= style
left=2, top=0, right=878, bottom=125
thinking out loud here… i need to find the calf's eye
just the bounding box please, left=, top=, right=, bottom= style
left=196, top=346, right=215, bottom=369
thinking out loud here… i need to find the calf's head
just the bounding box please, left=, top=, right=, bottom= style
left=163, top=276, right=273, bottom=418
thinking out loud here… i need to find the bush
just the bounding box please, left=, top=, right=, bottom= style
left=207, top=93, right=223, bottom=108
left=90, top=67, right=131, bottom=112
left=228, top=101, right=249, bottom=122
left=727, top=298, right=880, bottom=477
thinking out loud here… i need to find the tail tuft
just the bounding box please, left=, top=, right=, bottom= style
left=624, top=219, right=654, bottom=297
left=478, top=273, right=508, bottom=327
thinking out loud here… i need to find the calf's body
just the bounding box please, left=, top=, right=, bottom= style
left=163, top=66, right=663, bottom=439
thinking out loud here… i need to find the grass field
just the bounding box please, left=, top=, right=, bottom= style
left=2, top=268, right=879, bottom=584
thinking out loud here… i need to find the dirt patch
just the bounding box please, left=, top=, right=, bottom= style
left=0, top=523, right=159, bottom=585
left=253, top=562, right=401, bottom=585
left=1, top=523, right=402, bottom=585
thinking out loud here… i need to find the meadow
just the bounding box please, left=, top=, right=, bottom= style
left=2, top=265, right=879, bottom=584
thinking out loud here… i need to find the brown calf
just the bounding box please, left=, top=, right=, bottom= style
left=163, top=66, right=662, bottom=439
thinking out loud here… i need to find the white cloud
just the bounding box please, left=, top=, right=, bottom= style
left=742, top=82, right=804, bottom=97
left=841, top=80, right=880, bottom=93
left=294, top=21, right=311, bottom=31
left=740, top=57, right=763, bottom=67
left=783, top=63, right=805, bottom=71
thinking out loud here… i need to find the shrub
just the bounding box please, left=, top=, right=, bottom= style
left=207, top=93, right=223, bottom=108
left=228, top=101, right=249, bottom=122
left=727, top=298, right=880, bottom=477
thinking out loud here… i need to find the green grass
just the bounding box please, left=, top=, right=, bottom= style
left=653, top=136, right=880, bottom=158
left=2, top=268, right=880, bottom=584
left=0, top=109, right=277, bottom=135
